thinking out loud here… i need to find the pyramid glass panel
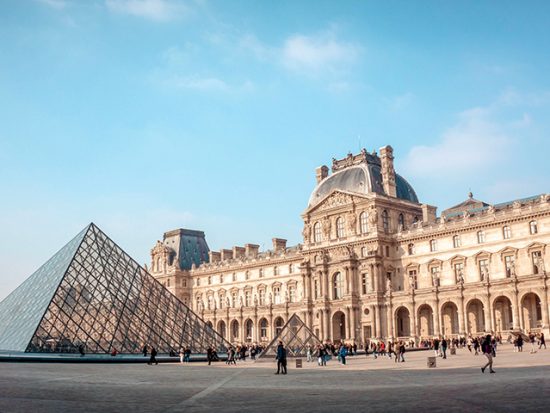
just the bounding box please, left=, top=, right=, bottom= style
left=259, top=314, right=322, bottom=358
left=0, top=223, right=229, bottom=354
left=0, top=226, right=88, bottom=352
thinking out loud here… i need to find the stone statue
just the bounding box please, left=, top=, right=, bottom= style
left=226, top=296, right=230, bottom=308
left=408, top=273, right=416, bottom=290
left=347, top=212, right=357, bottom=234
left=432, top=271, right=439, bottom=287
left=509, top=261, right=516, bottom=277
left=302, top=224, right=310, bottom=243
left=368, top=205, right=378, bottom=227
left=322, top=217, right=331, bottom=239
left=386, top=273, right=392, bottom=292
left=269, top=292, right=273, bottom=304
left=254, top=294, right=258, bottom=305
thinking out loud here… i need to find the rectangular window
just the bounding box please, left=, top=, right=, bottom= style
left=430, top=239, right=437, bottom=252
left=314, top=279, right=319, bottom=299
left=478, top=259, right=489, bottom=281
left=477, top=231, right=485, bottom=244
left=361, top=273, right=368, bottom=294
left=453, top=235, right=461, bottom=248
left=532, top=251, right=542, bottom=274
left=289, top=286, right=296, bottom=303
left=454, top=263, right=464, bottom=283
left=504, top=255, right=515, bottom=277
left=259, top=290, right=265, bottom=305
left=273, top=287, right=281, bottom=304
left=408, top=270, right=418, bottom=289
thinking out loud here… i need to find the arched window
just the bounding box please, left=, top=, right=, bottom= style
left=453, top=235, right=461, bottom=248
left=314, top=222, right=322, bottom=242
left=231, top=320, right=239, bottom=340
left=407, top=243, right=415, bottom=255
left=288, top=285, right=296, bottom=302
left=382, top=210, right=390, bottom=232
left=360, top=212, right=368, bottom=234
left=503, top=225, right=512, bottom=240
left=530, top=220, right=538, bottom=235
left=333, top=272, right=344, bottom=299
left=336, top=217, right=345, bottom=238
left=398, top=213, right=405, bottom=231
left=273, top=286, right=281, bottom=304
left=477, top=230, right=485, bottom=244
left=430, top=239, right=437, bottom=252
left=260, top=319, right=268, bottom=339
left=275, top=317, right=284, bottom=336
left=246, top=319, right=253, bottom=339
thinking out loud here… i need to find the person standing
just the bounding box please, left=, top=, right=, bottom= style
left=206, top=346, right=213, bottom=366
left=539, top=333, right=546, bottom=349
left=517, top=335, right=524, bottom=352
left=306, top=345, right=312, bottom=363
left=275, top=341, right=287, bottom=374
left=399, top=342, right=406, bottom=363
left=441, top=338, right=448, bottom=359
left=148, top=347, right=158, bottom=365
left=178, top=347, right=184, bottom=364
left=142, top=344, right=148, bottom=357
left=433, top=338, right=440, bottom=357
left=339, top=344, right=347, bottom=365
left=529, top=332, right=537, bottom=353
left=481, top=335, right=495, bottom=373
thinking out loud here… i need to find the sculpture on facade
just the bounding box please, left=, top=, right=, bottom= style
left=322, top=217, right=331, bottom=239
left=347, top=212, right=357, bottom=235
left=302, top=223, right=311, bottom=243
left=368, top=205, right=378, bottom=227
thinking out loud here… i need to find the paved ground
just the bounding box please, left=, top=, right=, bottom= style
left=1, top=345, right=549, bottom=413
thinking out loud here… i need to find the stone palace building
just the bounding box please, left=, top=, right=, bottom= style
left=149, top=146, right=550, bottom=346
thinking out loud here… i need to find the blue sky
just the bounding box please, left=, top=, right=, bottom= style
left=1, top=0, right=549, bottom=300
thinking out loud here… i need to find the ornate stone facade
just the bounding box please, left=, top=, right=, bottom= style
left=151, top=146, right=550, bottom=346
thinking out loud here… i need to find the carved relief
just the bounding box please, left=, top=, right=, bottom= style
left=368, top=205, right=378, bottom=227
left=317, top=192, right=354, bottom=211
left=347, top=212, right=357, bottom=235
left=302, top=223, right=311, bottom=243
left=322, top=217, right=331, bottom=239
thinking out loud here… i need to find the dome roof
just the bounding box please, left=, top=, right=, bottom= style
left=308, top=162, right=418, bottom=207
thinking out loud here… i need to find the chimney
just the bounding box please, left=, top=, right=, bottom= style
left=208, top=251, right=221, bottom=263
left=272, top=238, right=287, bottom=252
left=232, top=246, right=245, bottom=259
left=315, top=165, right=329, bottom=184
left=379, top=145, right=397, bottom=197
left=245, top=243, right=260, bottom=258
left=220, top=249, right=233, bottom=261
left=422, top=204, right=438, bottom=224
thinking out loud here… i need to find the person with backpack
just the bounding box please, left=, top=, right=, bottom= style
left=481, top=334, right=495, bottom=374
left=275, top=341, right=287, bottom=374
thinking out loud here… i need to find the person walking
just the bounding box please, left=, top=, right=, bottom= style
left=339, top=344, right=347, bottom=365
left=529, top=332, right=537, bottom=353
left=481, top=335, right=495, bottom=373
left=275, top=341, right=287, bottom=374
left=142, top=344, right=148, bottom=357
left=517, top=335, right=524, bottom=352
left=433, top=338, right=440, bottom=357
left=178, top=347, right=184, bottom=364
left=398, top=341, right=406, bottom=362
left=148, top=347, right=158, bottom=365
left=306, top=345, right=312, bottom=363
left=539, top=332, right=546, bottom=349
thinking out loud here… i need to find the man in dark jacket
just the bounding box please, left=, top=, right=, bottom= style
left=275, top=341, right=287, bottom=374
left=148, top=347, right=158, bottom=365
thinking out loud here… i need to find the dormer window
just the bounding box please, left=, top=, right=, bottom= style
left=314, top=222, right=322, bottom=242
left=360, top=212, right=368, bottom=234
left=336, top=217, right=345, bottom=238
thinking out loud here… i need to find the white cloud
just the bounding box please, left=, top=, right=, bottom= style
left=36, top=0, right=67, bottom=9
left=281, top=33, right=360, bottom=74
left=156, top=74, right=254, bottom=93
left=105, top=0, right=188, bottom=22
left=402, top=106, right=514, bottom=177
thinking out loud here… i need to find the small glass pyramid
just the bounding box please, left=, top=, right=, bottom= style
left=259, top=314, right=322, bottom=358
left=0, top=223, right=228, bottom=354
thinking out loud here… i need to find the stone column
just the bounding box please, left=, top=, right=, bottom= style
left=373, top=264, right=380, bottom=292
left=512, top=288, right=520, bottom=329
left=240, top=313, right=245, bottom=343
left=322, top=270, right=329, bottom=299
left=483, top=298, right=492, bottom=333
left=346, top=307, right=351, bottom=339
left=319, top=310, right=325, bottom=340
left=325, top=309, right=331, bottom=341
left=387, top=303, right=394, bottom=339
left=253, top=313, right=258, bottom=343
left=458, top=295, right=465, bottom=336
left=541, top=286, right=550, bottom=329
left=411, top=301, right=417, bottom=339
left=350, top=306, right=357, bottom=341
left=433, top=301, right=441, bottom=337
left=345, top=266, right=350, bottom=295
left=372, top=305, right=380, bottom=338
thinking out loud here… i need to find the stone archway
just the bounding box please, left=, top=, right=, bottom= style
left=493, top=296, right=513, bottom=333
left=522, top=292, right=542, bottom=330
left=230, top=319, right=239, bottom=342
left=417, top=304, right=434, bottom=338
left=467, top=299, right=485, bottom=334
left=441, top=302, right=459, bottom=337
left=217, top=320, right=226, bottom=339
left=245, top=319, right=254, bottom=342
left=259, top=318, right=269, bottom=341
left=274, top=317, right=285, bottom=337
left=395, top=307, right=411, bottom=337
left=332, top=311, right=346, bottom=342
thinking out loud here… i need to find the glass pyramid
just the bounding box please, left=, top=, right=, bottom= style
left=0, top=223, right=228, bottom=354
left=259, top=314, right=322, bottom=358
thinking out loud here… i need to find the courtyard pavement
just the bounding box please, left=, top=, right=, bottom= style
left=0, top=344, right=549, bottom=413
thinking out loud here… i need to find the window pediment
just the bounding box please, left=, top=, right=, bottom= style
left=498, top=246, right=518, bottom=257
left=427, top=258, right=443, bottom=267
left=474, top=250, right=492, bottom=262
left=450, top=254, right=467, bottom=264
left=527, top=242, right=546, bottom=253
